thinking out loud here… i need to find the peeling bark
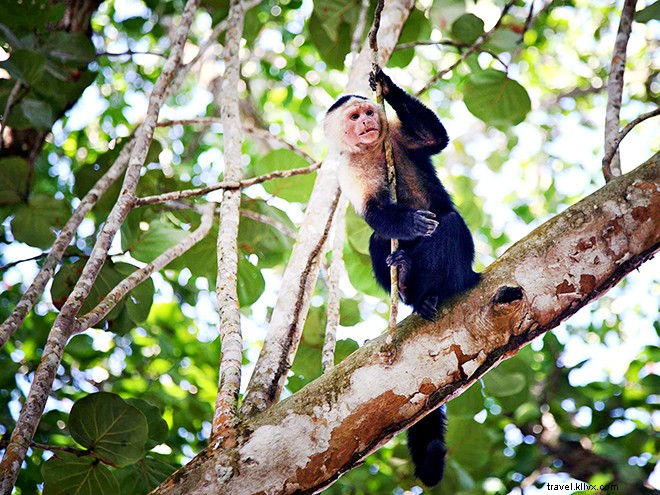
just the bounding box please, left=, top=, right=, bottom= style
left=152, top=156, right=659, bottom=495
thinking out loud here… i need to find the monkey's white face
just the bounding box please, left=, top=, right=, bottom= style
left=342, top=102, right=381, bottom=147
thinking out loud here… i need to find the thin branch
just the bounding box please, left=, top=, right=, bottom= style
left=322, top=199, right=348, bottom=373
left=212, top=0, right=247, bottom=443
left=0, top=440, right=86, bottom=457
left=602, top=107, right=659, bottom=173
left=240, top=210, right=297, bottom=238
left=0, top=80, right=24, bottom=151
left=134, top=161, right=321, bottom=206
left=0, top=140, right=135, bottom=350
left=98, top=50, right=166, bottom=58
left=76, top=203, right=215, bottom=330
left=394, top=39, right=465, bottom=51
left=416, top=0, right=517, bottom=96
left=156, top=117, right=316, bottom=163
left=369, top=0, right=399, bottom=338
left=0, top=2, right=201, bottom=490
left=603, top=0, right=638, bottom=182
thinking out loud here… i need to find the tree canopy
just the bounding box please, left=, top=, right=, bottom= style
left=0, top=0, right=658, bottom=494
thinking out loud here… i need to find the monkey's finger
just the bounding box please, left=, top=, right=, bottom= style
left=417, top=210, right=437, bottom=219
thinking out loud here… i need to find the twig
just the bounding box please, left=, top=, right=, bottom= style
left=322, top=199, right=347, bottom=373
left=602, top=107, right=659, bottom=173
left=76, top=204, right=215, bottom=330
left=603, top=0, right=638, bottom=182
left=156, top=118, right=316, bottom=163
left=0, top=439, right=87, bottom=457
left=394, top=40, right=465, bottom=51
left=0, top=80, right=24, bottom=151
left=98, top=50, right=166, bottom=58
left=416, top=0, right=517, bottom=96
left=0, top=1, right=201, bottom=491
left=369, top=0, right=399, bottom=338
left=134, top=161, right=321, bottom=206
left=240, top=209, right=297, bottom=238
left=212, top=0, right=247, bottom=443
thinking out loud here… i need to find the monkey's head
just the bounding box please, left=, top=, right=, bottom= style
left=324, top=95, right=385, bottom=152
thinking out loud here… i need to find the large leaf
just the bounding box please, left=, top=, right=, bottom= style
left=126, top=398, right=169, bottom=449
left=114, top=457, right=177, bottom=495
left=390, top=8, right=433, bottom=67
left=345, top=204, right=372, bottom=255
left=10, top=194, right=70, bottom=248
left=0, top=157, right=30, bottom=205
left=237, top=256, right=266, bottom=307
left=252, top=149, right=317, bottom=203
left=42, top=452, right=119, bottom=495
left=126, top=218, right=188, bottom=263
left=451, top=13, right=484, bottom=45
left=343, top=243, right=383, bottom=298
left=463, top=69, right=531, bottom=126
left=635, top=1, right=660, bottom=22
left=69, top=392, right=148, bottom=467
left=42, top=32, right=96, bottom=64
left=238, top=199, right=295, bottom=268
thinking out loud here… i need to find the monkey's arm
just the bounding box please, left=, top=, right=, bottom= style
left=363, top=199, right=438, bottom=240
left=371, top=69, right=448, bottom=154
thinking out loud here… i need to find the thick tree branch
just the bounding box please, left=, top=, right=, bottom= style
left=602, top=0, right=637, bottom=181
left=0, top=2, right=200, bottom=491
left=241, top=0, right=416, bottom=418
left=153, top=156, right=659, bottom=495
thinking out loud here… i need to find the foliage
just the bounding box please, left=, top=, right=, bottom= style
left=0, top=0, right=658, bottom=494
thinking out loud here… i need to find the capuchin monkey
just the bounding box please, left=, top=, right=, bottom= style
left=323, top=69, right=480, bottom=487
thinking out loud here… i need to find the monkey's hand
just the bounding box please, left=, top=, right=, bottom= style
left=410, top=210, right=438, bottom=237
left=369, top=67, right=392, bottom=95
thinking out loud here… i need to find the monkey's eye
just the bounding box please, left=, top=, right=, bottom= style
left=366, top=109, right=373, bottom=116
left=351, top=113, right=359, bottom=120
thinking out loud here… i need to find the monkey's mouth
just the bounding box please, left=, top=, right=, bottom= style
left=360, top=128, right=378, bottom=135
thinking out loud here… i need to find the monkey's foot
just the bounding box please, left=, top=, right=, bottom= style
left=417, top=295, right=439, bottom=321
left=387, top=249, right=411, bottom=303
left=412, top=210, right=438, bottom=237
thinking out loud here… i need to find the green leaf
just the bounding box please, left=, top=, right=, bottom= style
left=339, top=298, right=361, bottom=327
left=252, top=149, right=317, bottom=203
left=0, top=49, right=46, bottom=85
left=126, top=399, right=169, bottom=449
left=463, top=69, right=531, bottom=126
left=483, top=367, right=526, bottom=397
left=345, top=203, right=372, bottom=255
left=238, top=199, right=295, bottom=268
left=483, top=28, right=521, bottom=53
left=237, top=256, right=265, bottom=307
left=42, top=32, right=96, bottom=64
left=0, top=157, right=30, bottom=205
left=635, top=1, right=660, bottom=22
left=128, top=218, right=188, bottom=263
left=42, top=452, right=120, bottom=495
left=452, top=13, right=484, bottom=45
left=69, top=392, right=148, bottom=467
left=343, top=243, right=383, bottom=298
left=10, top=194, right=70, bottom=248
left=15, top=97, right=55, bottom=130
left=390, top=8, right=433, bottom=67
left=114, top=457, right=176, bottom=495
left=115, top=263, right=155, bottom=324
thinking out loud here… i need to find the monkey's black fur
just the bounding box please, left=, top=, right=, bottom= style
left=327, top=70, right=480, bottom=487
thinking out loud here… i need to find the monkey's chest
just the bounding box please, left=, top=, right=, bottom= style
left=337, top=161, right=387, bottom=214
